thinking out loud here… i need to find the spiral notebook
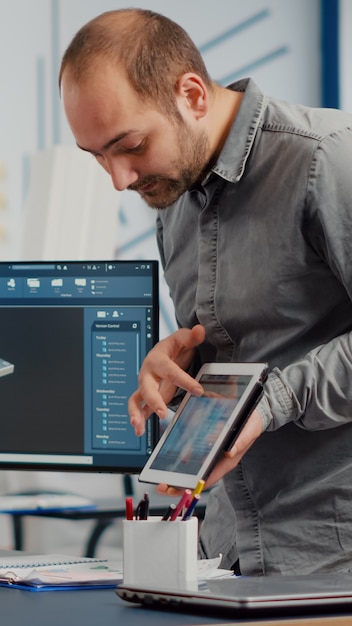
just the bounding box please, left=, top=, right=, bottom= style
left=0, top=554, right=123, bottom=591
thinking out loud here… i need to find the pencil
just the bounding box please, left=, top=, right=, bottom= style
left=192, top=479, right=205, bottom=498
left=182, top=494, right=200, bottom=521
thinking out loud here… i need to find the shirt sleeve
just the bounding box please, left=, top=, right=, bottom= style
left=259, top=332, right=352, bottom=431
left=259, top=125, right=352, bottom=432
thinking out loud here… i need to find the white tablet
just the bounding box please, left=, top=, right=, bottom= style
left=139, top=362, right=268, bottom=489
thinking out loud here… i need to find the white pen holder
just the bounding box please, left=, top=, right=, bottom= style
left=123, top=516, right=198, bottom=590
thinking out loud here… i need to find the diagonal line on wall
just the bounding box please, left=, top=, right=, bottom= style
left=218, top=45, right=289, bottom=85
left=198, top=8, right=270, bottom=54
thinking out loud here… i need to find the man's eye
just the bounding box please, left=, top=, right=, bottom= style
left=122, top=141, right=146, bottom=154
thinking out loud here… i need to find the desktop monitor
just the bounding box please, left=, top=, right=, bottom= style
left=0, top=260, right=159, bottom=473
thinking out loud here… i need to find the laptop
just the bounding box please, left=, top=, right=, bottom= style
left=117, top=574, right=352, bottom=618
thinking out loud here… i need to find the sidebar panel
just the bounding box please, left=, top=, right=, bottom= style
left=91, top=320, right=142, bottom=451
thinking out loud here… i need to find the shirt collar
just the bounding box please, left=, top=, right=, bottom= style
left=205, top=78, right=268, bottom=185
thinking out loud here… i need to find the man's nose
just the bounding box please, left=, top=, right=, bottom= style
left=108, top=158, right=139, bottom=192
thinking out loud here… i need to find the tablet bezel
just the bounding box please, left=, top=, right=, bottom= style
left=139, top=362, right=268, bottom=489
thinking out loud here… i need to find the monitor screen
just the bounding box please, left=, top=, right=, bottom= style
left=0, top=260, right=159, bottom=473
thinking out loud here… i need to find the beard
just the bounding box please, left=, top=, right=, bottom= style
left=128, top=122, right=210, bottom=209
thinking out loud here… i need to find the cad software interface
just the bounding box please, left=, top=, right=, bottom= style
left=0, top=261, right=159, bottom=472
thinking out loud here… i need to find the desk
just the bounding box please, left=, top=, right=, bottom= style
left=0, top=585, right=227, bottom=626
left=10, top=494, right=207, bottom=557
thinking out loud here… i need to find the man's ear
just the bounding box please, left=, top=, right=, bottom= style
left=175, top=73, right=209, bottom=120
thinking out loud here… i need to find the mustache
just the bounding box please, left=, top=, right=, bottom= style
left=128, top=175, right=165, bottom=192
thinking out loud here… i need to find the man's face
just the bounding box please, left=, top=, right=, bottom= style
left=61, top=63, right=210, bottom=209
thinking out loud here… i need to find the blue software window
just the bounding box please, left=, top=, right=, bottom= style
left=0, top=260, right=159, bottom=473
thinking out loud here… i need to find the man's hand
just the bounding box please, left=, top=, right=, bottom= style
left=157, top=408, right=264, bottom=496
left=128, top=324, right=206, bottom=436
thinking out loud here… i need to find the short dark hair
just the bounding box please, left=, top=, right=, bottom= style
left=59, top=8, right=213, bottom=117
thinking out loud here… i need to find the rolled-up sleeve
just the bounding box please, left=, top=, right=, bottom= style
left=259, top=331, right=352, bottom=430
left=259, top=125, right=352, bottom=432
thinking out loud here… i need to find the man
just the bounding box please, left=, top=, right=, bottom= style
left=60, top=8, right=352, bottom=575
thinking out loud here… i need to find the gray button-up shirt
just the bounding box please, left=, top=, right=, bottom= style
left=156, top=78, right=352, bottom=574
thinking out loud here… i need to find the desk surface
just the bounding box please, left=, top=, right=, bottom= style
left=0, top=586, right=228, bottom=626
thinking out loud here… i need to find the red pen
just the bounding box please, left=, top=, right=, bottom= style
left=169, top=489, right=192, bottom=521
left=125, top=497, right=134, bottom=520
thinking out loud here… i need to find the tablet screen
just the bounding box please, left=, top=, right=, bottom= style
left=149, top=374, right=251, bottom=476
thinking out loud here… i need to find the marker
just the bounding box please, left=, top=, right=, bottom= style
left=125, top=497, right=134, bottom=520
left=169, top=489, right=193, bottom=521
left=161, top=503, right=176, bottom=521
left=182, top=494, right=200, bottom=521
left=135, top=493, right=149, bottom=520
left=192, top=479, right=205, bottom=498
